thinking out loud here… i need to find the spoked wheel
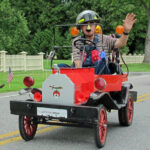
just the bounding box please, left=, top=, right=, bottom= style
left=19, top=115, right=38, bottom=141
left=118, top=95, right=134, bottom=126
left=95, top=105, right=107, bottom=148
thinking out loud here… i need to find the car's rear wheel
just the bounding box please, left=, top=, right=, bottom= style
left=95, top=105, right=107, bottom=148
left=19, top=115, right=38, bottom=141
left=118, top=95, right=134, bottom=126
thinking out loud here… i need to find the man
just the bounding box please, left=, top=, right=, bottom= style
left=72, top=10, right=136, bottom=74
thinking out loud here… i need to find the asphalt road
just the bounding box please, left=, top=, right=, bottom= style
left=0, top=74, right=150, bottom=150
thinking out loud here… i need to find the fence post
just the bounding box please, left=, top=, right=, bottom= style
left=38, top=52, right=45, bottom=70
left=20, top=51, right=27, bottom=71
left=0, top=51, right=2, bottom=71
left=0, top=51, right=7, bottom=72
left=138, top=54, right=144, bottom=63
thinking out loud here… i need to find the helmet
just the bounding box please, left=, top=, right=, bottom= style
left=76, top=10, right=100, bottom=28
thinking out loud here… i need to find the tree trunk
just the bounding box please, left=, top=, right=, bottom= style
left=143, top=10, right=150, bottom=63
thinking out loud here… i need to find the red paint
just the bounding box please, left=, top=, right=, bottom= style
left=24, top=116, right=36, bottom=136
left=53, top=90, right=60, bottom=97
left=95, top=74, right=128, bottom=92
left=52, top=68, right=128, bottom=105
left=128, top=97, right=133, bottom=123
left=99, top=108, right=107, bottom=144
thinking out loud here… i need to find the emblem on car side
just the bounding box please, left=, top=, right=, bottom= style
left=49, top=85, right=62, bottom=97
left=53, top=90, right=60, bottom=97
left=49, top=85, right=63, bottom=90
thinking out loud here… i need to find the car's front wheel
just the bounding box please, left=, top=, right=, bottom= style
left=19, top=115, right=38, bottom=141
left=95, top=105, right=107, bottom=148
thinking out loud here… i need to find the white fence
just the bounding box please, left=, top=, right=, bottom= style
left=71, top=53, right=144, bottom=64
left=0, top=50, right=145, bottom=72
left=0, top=51, right=44, bottom=72
left=118, top=54, right=144, bottom=64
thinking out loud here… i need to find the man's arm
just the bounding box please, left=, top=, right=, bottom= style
left=115, top=13, right=137, bottom=48
left=115, top=33, right=129, bottom=48
left=72, top=37, right=82, bottom=68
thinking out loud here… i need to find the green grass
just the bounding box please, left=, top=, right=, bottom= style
left=44, top=60, right=150, bottom=72
left=0, top=60, right=150, bottom=93
left=121, top=63, right=150, bottom=72
left=44, top=59, right=72, bottom=69
left=0, top=70, right=50, bottom=93
left=0, top=60, right=72, bottom=93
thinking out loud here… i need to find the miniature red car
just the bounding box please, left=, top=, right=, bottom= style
left=10, top=25, right=137, bottom=148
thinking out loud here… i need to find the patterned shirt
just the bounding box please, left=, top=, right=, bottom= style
left=72, top=34, right=117, bottom=61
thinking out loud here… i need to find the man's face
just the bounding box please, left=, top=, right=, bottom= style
left=81, top=21, right=96, bottom=37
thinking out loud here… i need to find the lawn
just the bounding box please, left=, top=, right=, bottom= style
left=44, top=59, right=150, bottom=72
left=44, top=59, right=72, bottom=69
left=121, top=63, right=150, bottom=72
left=0, top=59, right=72, bottom=93
left=0, top=60, right=150, bottom=93
left=0, top=70, right=50, bottom=93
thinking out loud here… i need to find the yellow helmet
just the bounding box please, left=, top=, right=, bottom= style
left=95, top=25, right=102, bottom=34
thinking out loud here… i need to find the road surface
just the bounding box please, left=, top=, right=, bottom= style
left=0, top=75, right=150, bottom=150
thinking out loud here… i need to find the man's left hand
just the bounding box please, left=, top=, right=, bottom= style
left=123, top=13, right=137, bottom=33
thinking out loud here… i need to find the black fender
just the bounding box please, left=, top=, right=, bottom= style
left=122, top=82, right=137, bottom=101
left=129, top=91, right=137, bottom=102
left=123, top=83, right=137, bottom=101
left=87, top=92, right=124, bottom=110
left=122, top=82, right=133, bottom=89
left=86, top=82, right=136, bottom=110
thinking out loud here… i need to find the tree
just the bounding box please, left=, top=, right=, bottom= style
left=9, top=0, right=73, bottom=56
left=5, top=0, right=148, bottom=60
left=140, top=0, right=150, bottom=63
left=0, top=0, right=30, bottom=54
left=31, top=29, right=53, bottom=55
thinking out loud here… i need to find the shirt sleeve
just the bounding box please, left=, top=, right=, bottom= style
left=72, top=37, right=81, bottom=61
left=104, top=35, right=117, bottom=51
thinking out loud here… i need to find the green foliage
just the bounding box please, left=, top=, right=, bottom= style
left=0, top=0, right=30, bottom=54
left=120, top=46, right=130, bottom=54
left=31, top=29, right=53, bottom=55
left=0, top=0, right=148, bottom=57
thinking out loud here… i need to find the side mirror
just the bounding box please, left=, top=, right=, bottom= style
left=116, top=25, right=124, bottom=34
left=70, top=27, right=79, bottom=37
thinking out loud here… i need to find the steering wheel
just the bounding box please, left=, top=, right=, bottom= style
left=74, top=38, right=96, bottom=51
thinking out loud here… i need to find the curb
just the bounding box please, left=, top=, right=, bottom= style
left=0, top=91, right=19, bottom=99
left=128, top=72, right=150, bottom=76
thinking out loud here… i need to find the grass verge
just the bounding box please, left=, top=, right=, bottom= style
left=44, top=59, right=72, bottom=69
left=0, top=60, right=150, bottom=93
left=0, top=70, right=50, bottom=93
left=121, top=63, right=150, bottom=72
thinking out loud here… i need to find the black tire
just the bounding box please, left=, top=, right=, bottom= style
left=95, top=105, right=107, bottom=148
left=19, top=115, right=38, bottom=141
left=118, top=95, right=134, bottom=126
